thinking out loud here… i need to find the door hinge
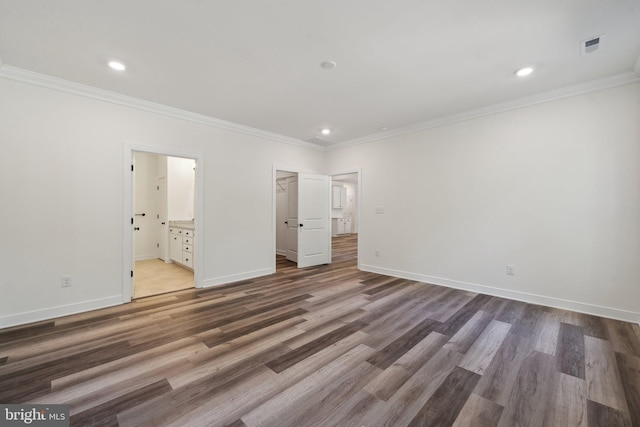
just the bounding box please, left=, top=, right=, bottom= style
left=131, top=217, right=134, bottom=225
left=157, top=243, right=160, bottom=248
left=131, top=164, right=134, bottom=172
left=131, top=270, right=134, bottom=278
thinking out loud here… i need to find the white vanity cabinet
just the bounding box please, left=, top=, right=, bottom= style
left=169, top=227, right=183, bottom=262
left=332, top=186, right=347, bottom=209
left=169, top=226, right=194, bottom=269
left=182, top=229, right=194, bottom=268
left=332, top=217, right=352, bottom=236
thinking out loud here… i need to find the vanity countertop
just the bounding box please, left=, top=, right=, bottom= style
left=169, top=220, right=195, bottom=230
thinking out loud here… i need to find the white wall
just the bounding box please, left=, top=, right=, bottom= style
left=167, top=156, right=196, bottom=220
left=326, top=83, right=640, bottom=322
left=0, top=77, right=323, bottom=327
left=1, top=73, right=638, bottom=327
left=346, top=182, right=358, bottom=233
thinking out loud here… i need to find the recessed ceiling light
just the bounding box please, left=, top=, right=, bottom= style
left=320, top=61, right=337, bottom=70
left=515, top=66, right=533, bottom=77
left=108, top=61, right=126, bottom=71
left=321, top=128, right=331, bottom=135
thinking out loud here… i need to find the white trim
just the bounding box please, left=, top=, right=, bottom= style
left=360, top=264, right=640, bottom=324
left=276, top=249, right=287, bottom=256
left=0, top=296, right=122, bottom=329
left=2, top=64, right=638, bottom=154
left=201, top=268, right=274, bottom=288
left=122, top=147, right=134, bottom=303
left=329, top=71, right=640, bottom=151
left=135, top=254, right=160, bottom=261
left=123, top=143, right=205, bottom=303
left=0, top=65, right=321, bottom=151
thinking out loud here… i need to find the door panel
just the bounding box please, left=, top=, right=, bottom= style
left=297, top=173, right=330, bottom=268
left=286, top=177, right=298, bottom=262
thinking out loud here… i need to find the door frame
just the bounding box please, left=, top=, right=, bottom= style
left=123, top=143, right=204, bottom=303
left=272, top=165, right=329, bottom=271
left=329, top=168, right=362, bottom=270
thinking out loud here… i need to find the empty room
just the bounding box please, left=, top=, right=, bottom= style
left=0, top=1, right=639, bottom=426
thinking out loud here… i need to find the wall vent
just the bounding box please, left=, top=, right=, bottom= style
left=581, top=34, right=605, bottom=55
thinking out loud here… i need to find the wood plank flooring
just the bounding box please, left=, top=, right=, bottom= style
left=1, top=234, right=639, bottom=426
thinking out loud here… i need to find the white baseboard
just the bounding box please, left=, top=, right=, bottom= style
left=0, top=295, right=124, bottom=329
left=135, top=254, right=159, bottom=261
left=276, top=249, right=287, bottom=256
left=4, top=265, right=635, bottom=330
left=360, top=264, right=640, bottom=324
left=200, top=267, right=274, bottom=288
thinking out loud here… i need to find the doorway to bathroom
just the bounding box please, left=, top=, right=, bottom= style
left=132, top=152, right=196, bottom=298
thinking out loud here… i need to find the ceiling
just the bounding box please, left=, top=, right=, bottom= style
left=1, top=0, right=639, bottom=147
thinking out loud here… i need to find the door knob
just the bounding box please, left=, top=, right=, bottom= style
left=284, top=221, right=288, bottom=224
left=299, top=224, right=304, bottom=227
left=161, top=222, right=166, bottom=225
left=134, top=227, right=140, bottom=231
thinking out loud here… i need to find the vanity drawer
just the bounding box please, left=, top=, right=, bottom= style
left=183, top=229, right=194, bottom=237
left=182, top=252, right=193, bottom=268
left=183, top=244, right=192, bottom=253
left=183, top=237, right=193, bottom=245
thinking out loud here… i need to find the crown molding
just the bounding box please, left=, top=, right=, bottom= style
left=328, top=71, right=640, bottom=151
left=0, top=65, right=322, bottom=151
left=3, top=64, right=638, bottom=154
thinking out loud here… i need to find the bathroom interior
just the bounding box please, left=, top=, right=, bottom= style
left=133, top=152, right=196, bottom=298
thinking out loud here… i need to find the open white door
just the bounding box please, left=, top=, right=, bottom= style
left=285, top=176, right=298, bottom=263
left=297, top=173, right=331, bottom=268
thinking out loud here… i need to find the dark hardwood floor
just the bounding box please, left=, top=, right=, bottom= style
left=1, top=234, right=639, bottom=426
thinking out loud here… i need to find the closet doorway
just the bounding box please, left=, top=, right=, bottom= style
left=274, top=168, right=360, bottom=269
left=274, top=168, right=332, bottom=269
left=132, top=152, right=196, bottom=298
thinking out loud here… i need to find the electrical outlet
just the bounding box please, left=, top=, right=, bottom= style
left=62, top=275, right=72, bottom=287
left=506, top=265, right=515, bottom=276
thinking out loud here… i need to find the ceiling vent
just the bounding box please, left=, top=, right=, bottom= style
left=581, top=34, right=605, bottom=55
